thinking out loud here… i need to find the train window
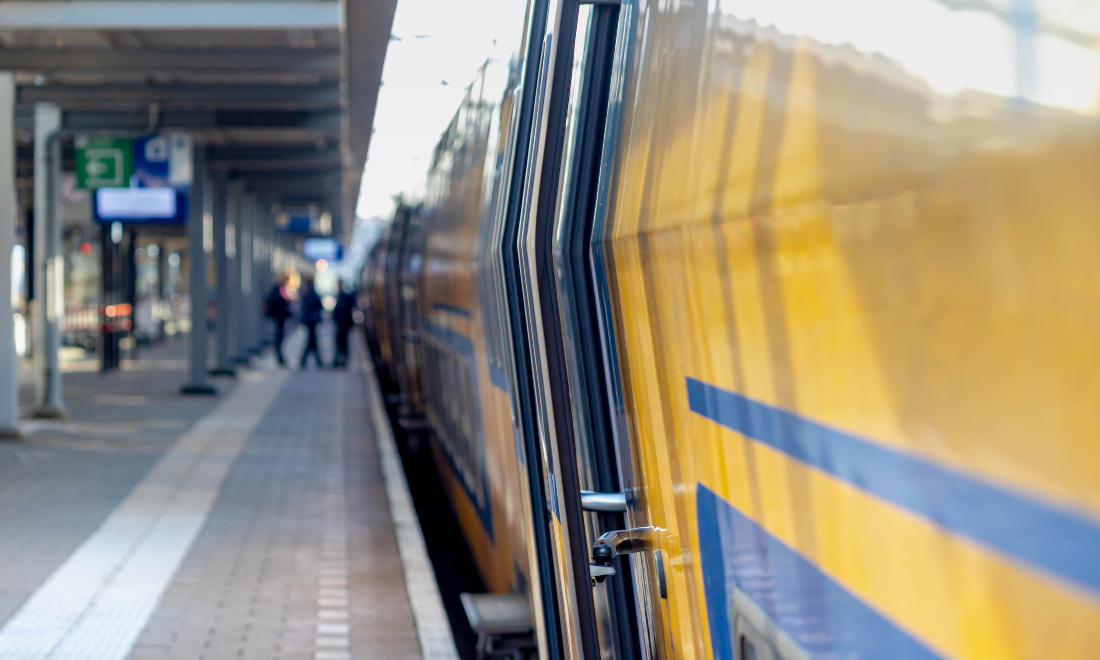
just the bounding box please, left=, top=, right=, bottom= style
left=418, top=321, right=489, bottom=528
left=741, top=639, right=756, bottom=660
left=736, top=618, right=774, bottom=660
left=741, top=637, right=758, bottom=660
left=730, top=598, right=808, bottom=660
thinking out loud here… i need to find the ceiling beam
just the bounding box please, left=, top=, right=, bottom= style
left=271, top=194, right=342, bottom=205
left=209, top=145, right=340, bottom=160
left=213, top=159, right=341, bottom=171
left=195, top=129, right=340, bottom=145
left=19, top=83, right=340, bottom=109
left=0, top=1, right=339, bottom=30
left=239, top=173, right=341, bottom=189
left=211, top=147, right=343, bottom=170
left=63, top=109, right=342, bottom=130
left=0, top=48, right=340, bottom=74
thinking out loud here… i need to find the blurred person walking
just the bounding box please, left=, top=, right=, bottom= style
left=298, top=275, right=324, bottom=369
left=332, top=284, right=357, bottom=368
left=264, top=272, right=293, bottom=366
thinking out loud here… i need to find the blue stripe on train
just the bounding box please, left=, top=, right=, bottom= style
left=419, top=318, right=493, bottom=539
left=489, top=364, right=509, bottom=393
left=432, top=301, right=472, bottom=318
left=687, top=377, right=1100, bottom=595
left=697, top=484, right=943, bottom=660
left=422, top=318, right=474, bottom=355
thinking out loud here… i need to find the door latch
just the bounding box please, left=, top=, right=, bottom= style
left=579, top=490, right=627, bottom=512
left=591, top=527, right=654, bottom=563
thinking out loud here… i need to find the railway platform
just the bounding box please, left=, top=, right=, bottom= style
left=0, top=333, right=456, bottom=660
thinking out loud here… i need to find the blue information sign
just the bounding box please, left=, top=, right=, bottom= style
left=93, top=188, right=189, bottom=225
left=302, top=238, right=343, bottom=262
left=133, top=134, right=193, bottom=189
left=95, top=132, right=192, bottom=224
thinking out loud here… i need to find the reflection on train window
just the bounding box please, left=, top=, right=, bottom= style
left=419, top=319, right=492, bottom=536
left=741, top=638, right=757, bottom=660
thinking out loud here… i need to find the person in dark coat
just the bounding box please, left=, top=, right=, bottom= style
left=264, top=272, right=292, bottom=366
left=298, top=276, right=324, bottom=369
left=332, top=284, right=357, bottom=368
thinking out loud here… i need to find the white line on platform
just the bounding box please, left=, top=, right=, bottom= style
left=314, top=375, right=352, bottom=660
left=359, top=354, right=459, bottom=660
left=0, top=371, right=288, bottom=660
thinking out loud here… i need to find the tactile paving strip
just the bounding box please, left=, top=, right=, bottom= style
left=0, top=371, right=289, bottom=660
left=126, top=368, right=421, bottom=660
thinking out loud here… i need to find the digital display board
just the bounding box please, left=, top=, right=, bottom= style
left=302, top=238, right=342, bottom=262
left=93, top=187, right=188, bottom=224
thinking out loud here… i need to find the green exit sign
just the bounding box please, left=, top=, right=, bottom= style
left=75, top=136, right=133, bottom=189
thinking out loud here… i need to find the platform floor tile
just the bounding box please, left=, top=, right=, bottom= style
left=124, top=369, right=420, bottom=660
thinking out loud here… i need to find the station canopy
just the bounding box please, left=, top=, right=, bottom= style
left=0, top=0, right=398, bottom=235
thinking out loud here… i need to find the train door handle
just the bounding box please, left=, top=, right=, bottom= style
left=579, top=490, right=627, bottom=512
left=591, top=526, right=654, bottom=562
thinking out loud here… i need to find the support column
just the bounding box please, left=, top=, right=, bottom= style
left=268, top=219, right=276, bottom=280
left=247, top=197, right=261, bottom=355
left=32, top=103, right=63, bottom=418
left=99, top=219, right=117, bottom=370
left=237, top=194, right=252, bottom=360
left=156, top=237, right=165, bottom=340
left=0, top=73, right=18, bottom=435
left=181, top=145, right=214, bottom=395
left=123, top=228, right=136, bottom=360
left=226, top=183, right=241, bottom=364
left=260, top=214, right=271, bottom=356
left=210, top=174, right=235, bottom=376
left=231, top=187, right=245, bottom=364
left=252, top=203, right=267, bottom=351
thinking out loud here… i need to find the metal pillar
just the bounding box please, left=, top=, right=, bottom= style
left=252, top=202, right=266, bottom=352
left=156, top=233, right=166, bottom=340
left=99, top=219, right=117, bottom=370
left=248, top=196, right=261, bottom=355
left=267, top=216, right=275, bottom=297
left=260, top=215, right=271, bottom=356
left=210, top=174, right=235, bottom=376
left=234, top=195, right=249, bottom=360
left=0, top=74, right=18, bottom=435
left=259, top=205, right=270, bottom=349
left=230, top=186, right=245, bottom=364
left=236, top=194, right=253, bottom=356
left=32, top=103, right=63, bottom=418
left=180, top=145, right=215, bottom=395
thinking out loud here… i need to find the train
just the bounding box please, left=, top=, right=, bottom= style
left=362, top=0, right=1100, bottom=659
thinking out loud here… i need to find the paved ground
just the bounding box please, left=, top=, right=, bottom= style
left=2, top=338, right=228, bottom=628
left=0, top=329, right=428, bottom=660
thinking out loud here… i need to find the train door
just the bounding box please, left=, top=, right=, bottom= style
left=547, top=4, right=650, bottom=660
left=510, top=0, right=656, bottom=658
left=513, top=2, right=599, bottom=658
left=398, top=209, right=427, bottom=424
left=485, top=1, right=567, bottom=659
left=370, top=224, right=393, bottom=380
left=384, top=208, right=413, bottom=407
left=359, top=245, right=380, bottom=361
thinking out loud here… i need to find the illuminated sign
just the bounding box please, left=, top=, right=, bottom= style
left=94, top=187, right=187, bottom=224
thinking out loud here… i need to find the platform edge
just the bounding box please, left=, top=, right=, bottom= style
left=360, top=350, right=460, bottom=660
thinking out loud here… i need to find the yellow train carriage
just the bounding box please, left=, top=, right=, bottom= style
left=593, top=1, right=1100, bottom=660
left=368, top=223, right=394, bottom=372
left=418, top=78, right=529, bottom=595
left=366, top=0, right=1100, bottom=658
left=371, top=0, right=545, bottom=627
